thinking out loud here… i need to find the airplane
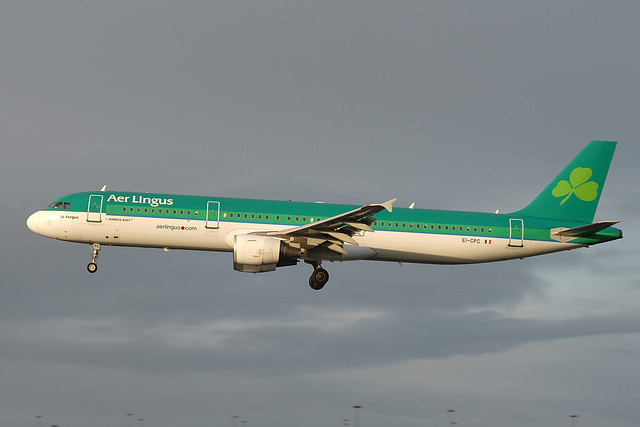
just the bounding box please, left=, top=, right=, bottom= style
left=27, top=141, right=622, bottom=290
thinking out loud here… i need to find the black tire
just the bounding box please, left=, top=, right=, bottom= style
left=309, top=277, right=324, bottom=290
left=309, top=268, right=329, bottom=290
left=87, top=262, right=98, bottom=273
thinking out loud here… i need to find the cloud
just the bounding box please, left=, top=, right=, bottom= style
left=3, top=2, right=640, bottom=427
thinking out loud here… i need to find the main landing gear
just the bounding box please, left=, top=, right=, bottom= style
left=87, top=243, right=101, bottom=273
left=306, top=260, right=329, bottom=290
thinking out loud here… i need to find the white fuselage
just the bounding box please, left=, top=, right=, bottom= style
left=26, top=209, right=579, bottom=266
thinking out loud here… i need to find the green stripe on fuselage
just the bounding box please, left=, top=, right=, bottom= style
left=44, top=191, right=621, bottom=245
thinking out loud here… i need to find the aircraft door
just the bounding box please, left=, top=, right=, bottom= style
left=509, top=218, right=524, bottom=247
left=87, top=195, right=104, bottom=222
left=206, top=201, right=220, bottom=229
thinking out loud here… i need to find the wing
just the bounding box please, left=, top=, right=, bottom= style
left=255, top=198, right=397, bottom=255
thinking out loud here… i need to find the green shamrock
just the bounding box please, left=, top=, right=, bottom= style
left=552, top=167, right=599, bottom=205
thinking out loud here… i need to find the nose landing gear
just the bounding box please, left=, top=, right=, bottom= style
left=87, top=243, right=101, bottom=273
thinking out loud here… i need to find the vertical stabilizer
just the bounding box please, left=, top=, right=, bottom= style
left=513, top=141, right=617, bottom=223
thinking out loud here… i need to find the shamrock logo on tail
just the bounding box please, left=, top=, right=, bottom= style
left=552, top=167, right=599, bottom=205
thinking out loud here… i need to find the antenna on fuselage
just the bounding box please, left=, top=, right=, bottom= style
left=100, top=185, right=107, bottom=192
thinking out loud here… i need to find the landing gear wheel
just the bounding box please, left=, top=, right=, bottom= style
left=309, top=268, right=329, bottom=290
left=87, top=243, right=101, bottom=274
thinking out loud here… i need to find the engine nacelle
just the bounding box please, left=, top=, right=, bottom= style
left=233, top=234, right=300, bottom=273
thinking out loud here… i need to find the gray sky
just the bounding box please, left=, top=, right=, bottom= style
left=2, top=2, right=640, bottom=427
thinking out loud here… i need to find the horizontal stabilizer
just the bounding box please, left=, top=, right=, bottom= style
left=551, top=221, right=619, bottom=242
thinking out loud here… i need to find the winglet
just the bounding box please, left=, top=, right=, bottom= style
left=378, top=198, right=397, bottom=213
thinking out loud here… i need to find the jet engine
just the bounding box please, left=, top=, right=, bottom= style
left=233, top=234, right=300, bottom=273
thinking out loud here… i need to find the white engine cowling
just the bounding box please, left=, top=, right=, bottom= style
left=233, top=234, right=299, bottom=273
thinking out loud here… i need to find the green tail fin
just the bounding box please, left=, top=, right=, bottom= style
left=513, top=141, right=617, bottom=223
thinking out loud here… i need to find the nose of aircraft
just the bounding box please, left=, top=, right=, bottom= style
left=27, top=211, right=41, bottom=233
left=27, top=211, right=62, bottom=239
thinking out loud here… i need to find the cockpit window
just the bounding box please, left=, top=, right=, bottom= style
left=47, top=201, right=71, bottom=210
